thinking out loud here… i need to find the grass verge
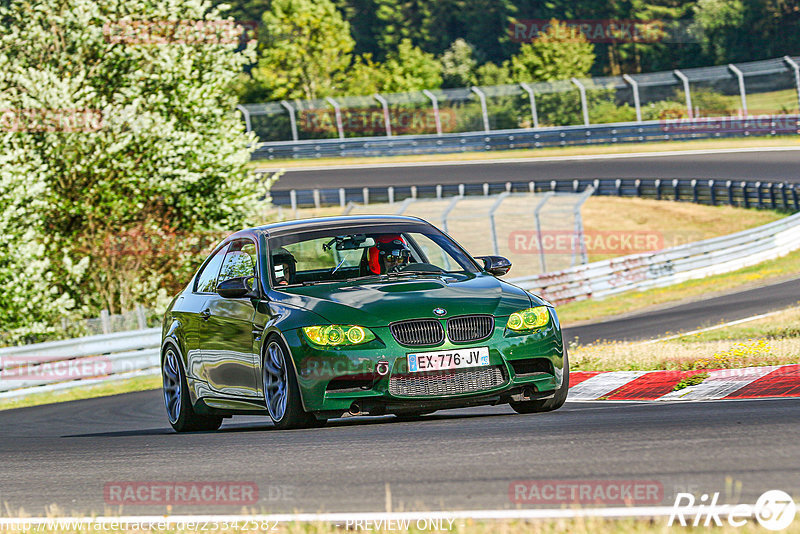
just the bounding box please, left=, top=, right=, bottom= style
left=570, top=306, right=800, bottom=372
left=0, top=373, right=160, bottom=412
left=250, top=136, right=800, bottom=169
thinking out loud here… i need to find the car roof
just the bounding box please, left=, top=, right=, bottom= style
left=229, top=215, right=433, bottom=240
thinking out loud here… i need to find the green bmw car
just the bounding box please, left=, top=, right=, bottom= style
left=161, top=215, right=568, bottom=432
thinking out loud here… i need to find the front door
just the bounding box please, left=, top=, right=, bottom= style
left=201, top=239, right=260, bottom=397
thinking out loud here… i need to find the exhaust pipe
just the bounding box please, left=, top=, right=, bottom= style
left=349, top=402, right=361, bottom=416
left=376, top=360, right=390, bottom=376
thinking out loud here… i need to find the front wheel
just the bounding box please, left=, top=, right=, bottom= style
left=162, top=345, right=223, bottom=432
left=510, top=348, right=569, bottom=414
left=263, top=337, right=320, bottom=430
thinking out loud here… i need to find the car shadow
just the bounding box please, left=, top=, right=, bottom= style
left=62, top=409, right=515, bottom=437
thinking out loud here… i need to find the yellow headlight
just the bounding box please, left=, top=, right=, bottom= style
left=302, top=325, right=375, bottom=346
left=506, top=306, right=550, bottom=331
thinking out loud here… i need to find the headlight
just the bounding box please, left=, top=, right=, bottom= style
left=302, top=325, right=376, bottom=346
left=506, top=306, right=550, bottom=332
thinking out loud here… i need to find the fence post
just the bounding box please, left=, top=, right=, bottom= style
left=529, top=181, right=535, bottom=193
left=673, top=179, right=680, bottom=201
left=622, top=74, right=642, bottom=123
left=728, top=64, right=748, bottom=116
left=673, top=70, right=693, bottom=119
left=768, top=182, right=776, bottom=208
left=570, top=77, right=590, bottom=126
left=741, top=182, right=749, bottom=209
left=279, top=101, right=299, bottom=141
left=411, top=186, right=417, bottom=199
left=100, top=309, right=111, bottom=335
left=505, top=182, right=512, bottom=192
left=441, top=195, right=463, bottom=234
left=780, top=182, right=788, bottom=209
left=362, top=187, right=369, bottom=205
left=655, top=179, right=661, bottom=200
left=691, top=179, right=698, bottom=203
left=635, top=179, right=642, bottom=197
left=313, top=189, right=321, bottom=209
left=783, top=56, right=800, bottom=114
left=436, top=184, right=442, bottom=199
left=792, top=184, right=800, bottom=210
left=755, top=181, right=763, bottom=208
left=339, top=188, right=346, bottom=208
left=459, top=183, right=466, bottom=196
left=726, top=180, right=733, bottom=206
left=470, top=87, right=491, bottom=132
left=488, top=192, right=511, bottom=255
left=519, top=82, right=539, bottom=128
left=422, top=90, right=442, bottom=135
left=290, top=190, right=298, bottom=217
left=550, top=180, right=557, bottom=192
left=388, top=186, right=395, bottom=204
left=373, top=94, right=392, bottom=137
left=483, top=183, right=490, bottom=196
left=615, top=179, right=622, bottom=196
left=572, top=186, right=595, bottom=266
left=708, top=179, right=715, bottom=205
left=325, top=97, right=345, bottom=139
left=534, top=192, right=555, bottom=273
left=136, top=305, right=147, bottom=330
left=237, top=105, right=252, bottom=134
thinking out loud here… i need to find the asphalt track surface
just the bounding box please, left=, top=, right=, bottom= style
left=563, top=277, right=800, bottom=344
left=1, top=392, right=799, bottom=515
left=270, top=147, right=800, bottom=190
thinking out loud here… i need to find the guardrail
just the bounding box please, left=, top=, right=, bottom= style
left=508, top=210, right=800, bottom=305
left=0, top=328, right=160, bottom=399
left=267, top=179, right=800, bottom=213
left=253, top=116, right=800, bottom=161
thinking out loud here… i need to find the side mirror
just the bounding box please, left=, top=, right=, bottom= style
left=475, top=255, right=512, bottom=276
left=217, top=276, right=258, bottom=299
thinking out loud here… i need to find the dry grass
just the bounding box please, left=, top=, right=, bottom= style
left=571, top=306, right=800, bottom=372
left=250, top=137, right=800, bottom=169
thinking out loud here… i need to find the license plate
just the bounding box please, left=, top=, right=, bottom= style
left=407, top=346, right=490, bottom=373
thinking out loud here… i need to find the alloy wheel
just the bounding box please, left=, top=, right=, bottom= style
left=264, top=340, right=288, bottom=422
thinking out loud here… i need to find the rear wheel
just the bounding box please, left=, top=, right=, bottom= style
left=263, top=337, right=320, bottom=430
left=510, top=349, right=569, bottom=414
left=162, top=345, right=223, bottom=432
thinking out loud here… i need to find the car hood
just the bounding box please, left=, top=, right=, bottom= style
left=271, top=273, right=535, bottom=327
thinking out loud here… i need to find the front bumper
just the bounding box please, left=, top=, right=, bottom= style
left=285, top=313, right=565, bottom=414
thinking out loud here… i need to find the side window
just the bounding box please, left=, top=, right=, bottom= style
left=195, top=244, right=229, bottom=293
left=218, top=240, right=257, bottom=284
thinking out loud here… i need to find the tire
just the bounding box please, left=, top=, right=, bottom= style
left=263, top=336, right=319, bottom=430
left=510, top=348, right=569, bottom=414
left=162, top=344, right=223, bottom=432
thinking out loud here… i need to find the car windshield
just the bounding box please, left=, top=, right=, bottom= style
left=267, top=224, right=479, bottom=287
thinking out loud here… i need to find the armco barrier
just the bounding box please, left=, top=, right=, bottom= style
left=508, top=210, right=800, bottom=304
left=0, top=328, right=160, bottom=398
left=253, top=116, right=800, bottom=161
left=268, top=179, right=800, bottom=212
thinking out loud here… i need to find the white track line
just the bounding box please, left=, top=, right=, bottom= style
left=0, top=507, right=735, bottom=525
left=639, top=309, right=789, bottom=345
left=257, top=146, right=800, bottom=173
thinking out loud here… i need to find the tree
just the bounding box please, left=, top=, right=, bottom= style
left=511, top=20, right=596, bottom=82
left=253, top=0, right=355, bottom=100
left=381, top=39, right=443, bottom=92
left=0, top=0, right=261, bottom=336
left=693, top=0, right=746, bottom=63
left=440, top=39, right=478, bottom=88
